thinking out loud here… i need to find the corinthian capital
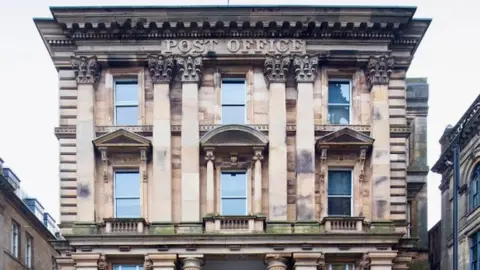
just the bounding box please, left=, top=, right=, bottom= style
left=365, top=55, right=394, bottom=86
left=264, top=55, right=291, bottom=84
left=71, top=56, right=101, bottom=85
left=293, top=55, right=318, bottom=83
left=148, top=55, right=174, bottom=84
left=176, top=56, right=202, bottom=83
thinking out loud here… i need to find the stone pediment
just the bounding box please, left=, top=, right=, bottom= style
left=200, top=124, right=268, bottom=148
left=316, top=127, right=374, bottom=148
left=93, top=129, right=151, bottom=149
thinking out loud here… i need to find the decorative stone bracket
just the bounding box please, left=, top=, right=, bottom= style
left=319, top=147, right=328, bottom=182
left=358, top=147, right=368, bottom=182
left=99, top=147, right=109, bottom=183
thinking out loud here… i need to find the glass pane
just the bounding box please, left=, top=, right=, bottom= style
left=116, top=106, right=139, bottom=125
left=329, top=264, right=347, bottom=270
left=328, top=171, right=352, bottom=195
left=115, top=81, right=138, bottom=103
left=328, top=106, right=350, bottom=124
left=222, top=80, right=246, bottom=105
left=221, top=173, right=247, bottom=197
left=328, top=197, right=351, bottom=216
left=116, top=198, right=140, bottom=218
left=113, top=265, right=143, bottom=270
left=222, top=106, right=245, bottom=124
left=115, top=172, right=140, bottom=197
left=328, top=82, right=350, bottom=104
left=222, top=198, right=247, bottom=215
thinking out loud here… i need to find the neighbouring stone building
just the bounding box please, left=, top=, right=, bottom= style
left=432, top=94, right=480, bottom=270
left=0, top=158, right=59, bottom=270
left=428, top=221, right=441, bottom=270
left=34, top=5, right=431, bottom=270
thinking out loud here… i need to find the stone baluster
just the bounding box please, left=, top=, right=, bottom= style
left=264, top=55, right=291, bottom=221
left=205, top=148, right=215, bottom=215
left=293, top=55, right=318, bottom=221
left=177, top=56, right=203, bottom=222
left=148, top=55, right=175, bottom=222
left=253, top=147, right=264, bottom=214
left=366, top=55, right=394, bottom=220
left=71, top=56, right=101, bottom=223
left=145, top=254, right=177, bottom=270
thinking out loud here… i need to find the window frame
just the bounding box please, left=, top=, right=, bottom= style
left=113, top=264, right=144, bottom=270
left=25, top=233, right=33, bottom=267
left=327, top=168, right=354, bottom=217
left=220, top=170, right=248, bottom=216
left=113, top=170, right=141, bottom=218
left=471, top=164, right=480, bottom=211
left=471, top=231, right=480, bottom=270
left=114, top=78, right=140, bottom=126
left=221, top=78, right=247, bottom=125
left=11, top=220, right=20, bottom=257
left=327, top=80, right=352, bottom=125
left=328, top=264, right=355, bottom=270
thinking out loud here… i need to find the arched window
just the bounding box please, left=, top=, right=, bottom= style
left=472, top=165, right=480, bottom=209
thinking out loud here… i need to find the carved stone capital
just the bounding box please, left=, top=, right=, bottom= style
left=253, top=148, right=264, bottom=161
left=265, top=254, right=288, bottom=270
left=264, top=55, right=291, bottom=84
left=205, top=147, right=215, bottom=162
left=143, top=257, right=153, bottom=270
left=357, top=253, right=371, bottom=270
left=365, top=55, right=394, bottom=86
left=293, top=55, right=318, bottom=83
left=176, top=56, right=203, bottom=83
left=71, top=56, right=101, bottom=85
left=317, top=253, right=326, bottom=270
left=97, top=254, right=108, bottom=270
left=148, top=55, right=175, bottom=84
left=181, top=257, right=203, bottom=270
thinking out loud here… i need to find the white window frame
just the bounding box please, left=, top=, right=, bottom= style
left=328, top=264, right=355, bottom=270
left=220, top=171, right=248, bottom=216
left=113, top=265, right=143, bottom=270
left=113, top=170, right=141, bottom=218
left=114, top=78, right=139, bottom=126
left=327, top=168, right=354, bottom=216
left=25, top=233, right=32, bottom=267
left=327, top=80, right=352, bottom=125
left=221, top=78, right=247, bottom=125
left=11, top=220, right=19, bottom=257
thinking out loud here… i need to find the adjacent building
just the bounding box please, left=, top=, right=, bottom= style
left=34, top=5, right=431, bottom=270
left=432, top=94, right=480, bottom=270
left=428, top=221, right=441, bottom=270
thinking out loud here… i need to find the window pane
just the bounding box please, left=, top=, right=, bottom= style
left=221, top=173, right=246, bottom=197
left=328, top=82, right=350, bottom=104
left=116, top=106, right=138, bottom=125
left=222, top=199, right=247, bottom=215
left=115, top=81, right=138, bottom=103
left=328, top=106, right=350, bottom=124
left=328, top=171, right=352, bottom=195
left=328, top=197, right=351, bottom=216
left=222, top=80, right=246, bottom=105
left=115, top=172, right=140, bottom=197
left=116, top=198, right=140, bottom=218
left=222, top=106, right=245, bottom=124
left=113, top=265, right=143, bottom=270
left=330, top=265, right=348, bottom=270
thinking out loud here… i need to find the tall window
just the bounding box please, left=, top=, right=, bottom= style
left=221, top=172, right=247, bottom=215
left=221, top=79, right=246, bottom=124
left=114, top=171, right=140, bottom=218
left=11, top=220, right=19, bottom=257
left=25, top=234, right=33, bottom=267
left=328, top=264, right=355, bottom=270
left=113, top=265, right=143, bottom=270
left=114, top=80, right=139, bottom=125
left=472, top=165, right=480, bottom=210
left=471, top=231, right=480, bottom=270
left=328, top=81, right=351, bottom=124
left=327, top=170, right=353, bottom=216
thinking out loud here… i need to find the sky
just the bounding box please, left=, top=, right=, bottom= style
left=0, top=0, right=473, bottom=229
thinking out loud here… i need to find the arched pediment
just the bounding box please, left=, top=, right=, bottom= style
left=200, top=124, right=268, bottom=148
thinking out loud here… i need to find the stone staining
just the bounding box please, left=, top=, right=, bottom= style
left=176, top=56, right=203, bottom=83
left=71, top=56, right=101, bottom=85
left=264, top=55, right=291, bottom=84
left=365, top=55, right=394, bottom=86
left=147, top=55, right=174, bottom=84
left=293, top=55, right=319, bottom=83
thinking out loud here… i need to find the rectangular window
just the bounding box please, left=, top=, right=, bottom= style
left=113, top=265, right=143, bottom=270
left=25, top=234, right=32, bottom=267
left=114, top=171, right=141, bottom=218
left=327, top=170, right=353, bottom=216
left=221, top=172, right=247, bottom=215
left=328, top=264, right=355, bottom=270
left=221, top=79, right=246, bottom=124
left=328, top=81, right=351, bottom=124
left=114, top=80, right=139, bottom=125
left=471, top=231, right=480, bottom=270
left=11, top=221, right=19, bottom=257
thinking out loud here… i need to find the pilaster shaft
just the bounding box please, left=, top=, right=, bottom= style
left=253, top=148, right=264, bottom=214
left=264, top=55, right=290, bottom=221
left=205, top=148, right=215, bottom=214
left=294, top=55, right=318, bottom=221
left=72, top=56, right=100, bottom=223
left=149, top=55, right=174, bottom=222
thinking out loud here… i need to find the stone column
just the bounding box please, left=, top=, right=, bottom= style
left=204, top=148, right=215, bottom=215
left=293, top=253, right=325, bottom=270
left=293, top=55, right=318, bottom=221
left=148, top=55, right=175, bottom=222
left=264, top=55, right=291, bottom=221
left=365, top=56, right=394, bottom=220
left=71, top=253, right=101, bottom=270
left=144, top=254, right=176, bottom=270
left=368, top=251, right=397, bottom=270
left=71, top=56, right=100, bottom=223
left=265, top=254, right=289, bottom=270
left=177, top=56, right=203, bottom=222
left=180, top=256, right=203, bottom=270
left=253, top=147, right=264, bottom=214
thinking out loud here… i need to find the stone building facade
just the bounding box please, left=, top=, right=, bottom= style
left=432, top=94, right=480, bottom=270
left=34, top=5, right=430, bottom=270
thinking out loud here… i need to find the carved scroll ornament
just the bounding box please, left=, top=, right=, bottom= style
left=147, top=55, right=174, bottom=84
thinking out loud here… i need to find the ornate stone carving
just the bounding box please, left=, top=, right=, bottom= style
left=265, top=255, right=287, bottom=270
left=264, top=55, right=291, bottom=83
left=253, top=148, right=264, bottom=161
left=148, top=55, right=174, bottom=84
left=205, top=148, right=215, bottom=163
left=317, top=253, right=326, bottom=270
left=359, top=147, right=368, bottom=182
left=71, top=56, right=101, bottom=85
left=143, top=257, right=153, bottom=270
left=293, top=55, right=318, bottom=83
left=365, top=55, right=394, bottom=86
left=140, top=148, right=148, bottom=182
left=181, top=257, right=203, bottom=270
left=99, top=147, right=109, bottom=183
left=319, top=147, right=328, bottom=181
left=230, top=152, right=238, bottom=165
left=176, top=56, right=202, bottom=83
left=357, top=253, right=371, bottom=270
left=98, top=254, right=108, bottom=270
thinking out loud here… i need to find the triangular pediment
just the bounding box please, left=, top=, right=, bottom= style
left=200, top=124, right=268, bottom=148
left=316, top=128, right=374, bottom=146
left=93, top=129, right=151, bottom=148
